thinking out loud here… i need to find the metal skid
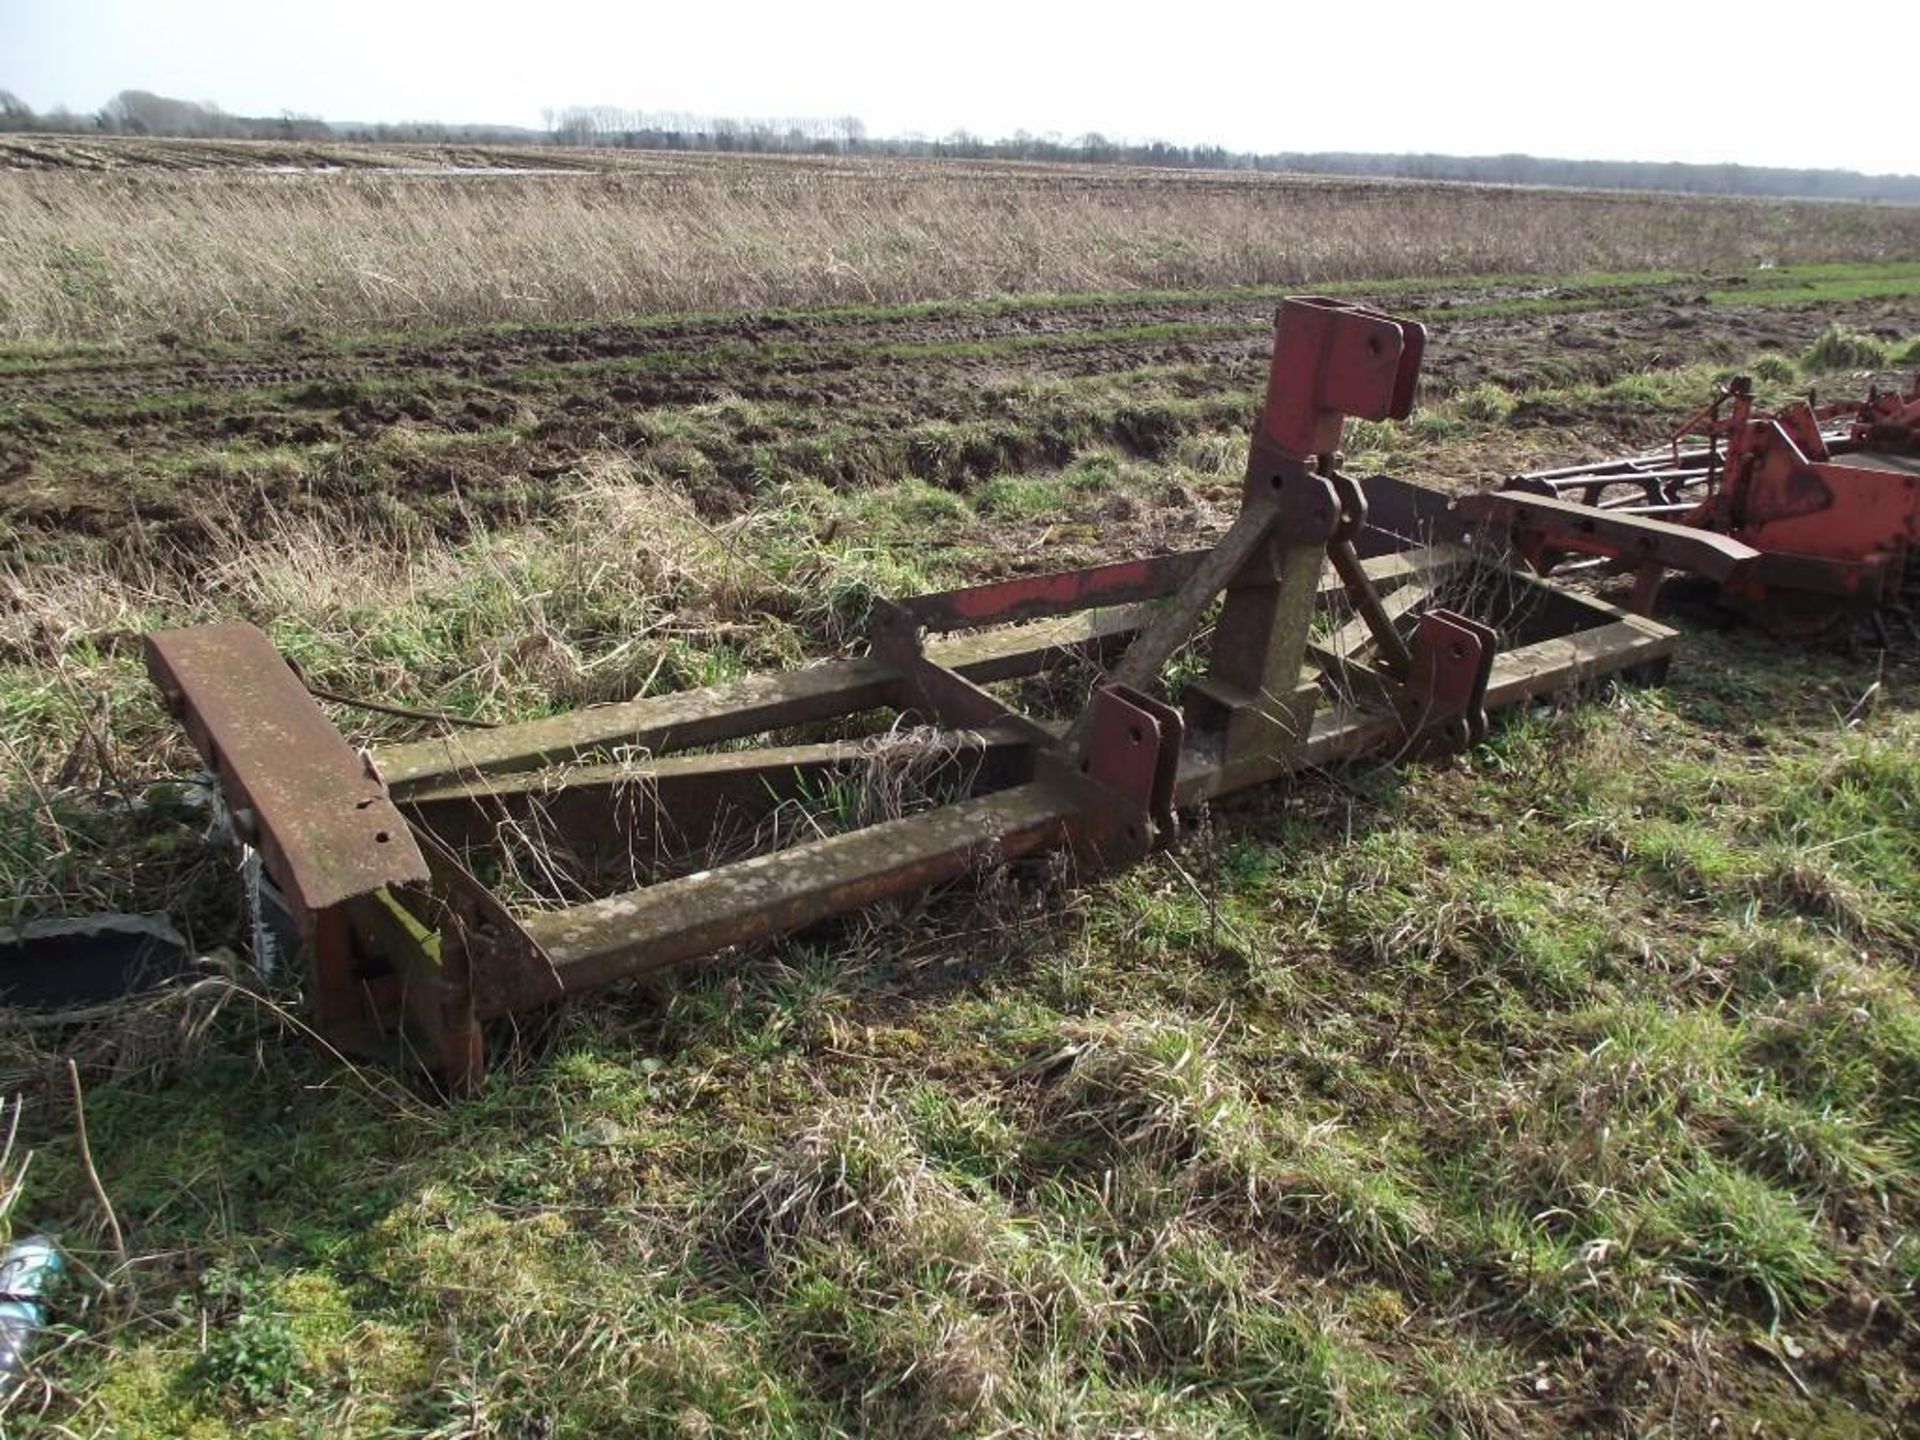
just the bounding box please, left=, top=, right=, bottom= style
left=146, top=298, right=1676, bottom=1088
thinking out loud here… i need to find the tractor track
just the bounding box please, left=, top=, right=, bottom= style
left=2, top=284, right=1914, bottom=553
left=0, top=280, right=1686, bottom=402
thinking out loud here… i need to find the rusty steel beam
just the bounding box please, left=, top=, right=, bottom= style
left=146, top=623, right=429, bottom=915
left=515, top=780, right=1084, bottom=1008
left=1176, top=605, right=1675, bottom=805
left=923, top=603, right=1155, bottom=683
left=1456, top=490, right=1761, bottom=584
left=1313, top=580, right=1429, bottom=667
left=1482, top=617, right=1673, bottom=707
left=1064, top=466, right=1338, bottom=755
left=904, top=552, right=1206, bottom=632
left=400, top=728, right=1036, bottom=873
left=918, top=547, right=1470, bottom=687
left=375, top=657, right=901, bottom=792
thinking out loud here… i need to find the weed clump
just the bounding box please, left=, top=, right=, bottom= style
left=1800, top=325, right=1892, bottom=372
left=1453, top=381, right=1517, bottom=425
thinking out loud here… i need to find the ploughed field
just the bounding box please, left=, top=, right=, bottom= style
left=6, top=264, right=1918, bottom=560
left=0, top=255, right=1918, bottom=1439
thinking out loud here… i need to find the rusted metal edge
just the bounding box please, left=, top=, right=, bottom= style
left=1456, top=491, right=1759, bottom=582
left=397, top=726, right=1039, bottom=870
left=904, top=551, right=1207, bottom=632
left=1313, top=578, right=1430, bottom=666
left=920, top=548, right=1467, bottom=685
left=1482, top=618, right=1672, bottom=709
left=924, top=604, right=1156, bottom=682
left=145, top=623, right=429, bottom=914
left=383, top=534, right=1470, bottom=822
left=513, top=779, right=1082, bottom=1008
left=375, top=657, right=900, bottom=791
left=1174, top=607, right=1675, bottom=804
left=396, top=728, right=1032, bottom=810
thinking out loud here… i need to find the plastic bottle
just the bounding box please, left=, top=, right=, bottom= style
left=0, top=1235, right=62, bottom=1383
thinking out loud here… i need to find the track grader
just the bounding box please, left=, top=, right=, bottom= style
left=153, top=295, right=1857, bottom=1091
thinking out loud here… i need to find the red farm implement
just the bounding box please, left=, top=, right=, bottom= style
left=1459, top=372, right=1920, bottom=639
left=147, top=297, right=1676, bottom=1090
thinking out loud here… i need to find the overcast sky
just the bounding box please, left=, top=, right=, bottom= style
left=1, top=0, right=1909, bottom=174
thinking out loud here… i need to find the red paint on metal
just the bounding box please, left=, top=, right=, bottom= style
left=137, top=295, right=1690, bottom=1091
left=1502, top=371, right=1920, bottom=625
left=904, top=552, right=1204, bottom=632
left=1403, top=609, right=1496, bottom=746
left=1259, top=297, right=1426, bottom=460
left=145, top=622, right=429, bottom=915
left=1081, top=684, right=1185, bottom=853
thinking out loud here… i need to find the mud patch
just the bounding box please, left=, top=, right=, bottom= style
left=1, top=281, right=1913, bottom=555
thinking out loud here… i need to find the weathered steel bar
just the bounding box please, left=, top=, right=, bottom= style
left=922, top=603, right=1156, bottom=683
left=1175, top=602, right=1675, bottom=806
left=516, top=780, right=1084, bottom=1005
left=375, top=657, right=900, bottom=792
left=145, top=622, right=430, bottom=914
left=1063, top=483, right=1312, bottom=753
left=1601, top=502, right=1700, bottom=517
left=1481, top=618, right=1673, bottom=707
left=1316, top=580, right=1429, bottom=664
left=1328, top=543, right=1467, bottom=589
left=915, top=548, right=1470, bottom=688
left=1530, top=467, right=1702, bottom=489
left=1455, top=490, right=1760, bottom=583
left=399, top=727, right=1036, bottom=871
left=1327, top=538, right=1416, bottom=677
left=1512, top=427, right=1850, bottom=486
left=905, top=551, right=1206, bottom=631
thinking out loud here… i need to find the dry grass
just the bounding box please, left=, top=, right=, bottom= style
left=4, top=151, right=1919, bottom=343
left=4, top=282, right=1920, bottom=1434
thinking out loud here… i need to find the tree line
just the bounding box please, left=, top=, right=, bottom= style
left=3, top=88, right=1915, bottom=203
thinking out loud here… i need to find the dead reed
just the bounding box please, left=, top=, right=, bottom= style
left=5, top=157, right=1917, bottom=343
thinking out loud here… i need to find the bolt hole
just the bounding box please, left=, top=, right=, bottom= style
left=374, top=831, right=391, bottom=844
left=1080, top=759, right=1090, bottom=773
left=355, top=798, right=375, bottom=810
left=1128, top=726, right=1143, bottom=746
left=1450, top=643, right=1465, bottom=659
left=1270, top=472, right=1284, bottom=490
left=1127, top=825, right=1141, bottom=841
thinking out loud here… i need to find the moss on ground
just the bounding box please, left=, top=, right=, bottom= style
left=2, top=271, right=1918, bottom=1436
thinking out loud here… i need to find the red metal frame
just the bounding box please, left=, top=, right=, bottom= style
left=1479, top=372, right=1920, bottom=631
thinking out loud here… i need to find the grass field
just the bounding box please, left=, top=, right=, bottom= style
left=0, top=150, right=1919, bottom=1436
left=4, top=137, right=1920, bottom=345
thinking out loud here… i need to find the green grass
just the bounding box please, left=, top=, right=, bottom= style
left=7, top=650, right=1914, bottom=1437
left=1711, top=261, right=1920, bottom=310
left=4, top=282, right=1920, bottom=1435
left=1800, top=325, right=1898, bottom=372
